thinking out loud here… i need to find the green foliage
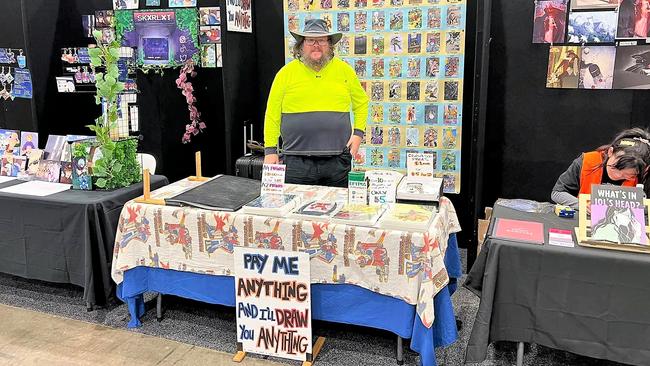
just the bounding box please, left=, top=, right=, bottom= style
left=114, top=10, right=135, bottom=41
left=86, top=32, right=141, bottom=190
left=176, top=8, right=200, bottom=49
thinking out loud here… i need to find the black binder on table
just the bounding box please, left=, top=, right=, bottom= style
left=165, top=175, right=261, bottom=212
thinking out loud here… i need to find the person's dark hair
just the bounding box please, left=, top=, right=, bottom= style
left=596, top=127, right=650, bottom=190
left=292, top=37, right=335, bottom=60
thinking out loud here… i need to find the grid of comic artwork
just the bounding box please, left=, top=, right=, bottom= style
left=534, top=0, right=650, bottom=90
left=283, top=0, right=466, bottom=194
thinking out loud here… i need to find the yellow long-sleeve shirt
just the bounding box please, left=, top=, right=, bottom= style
left=263, top=58, right=369, bottom=156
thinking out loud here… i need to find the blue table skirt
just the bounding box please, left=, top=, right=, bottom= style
left=118, top=234, right=462, bottom=366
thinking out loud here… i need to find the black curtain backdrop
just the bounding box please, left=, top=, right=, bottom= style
left=0, top=0, right=37, bottom=133
left=482, top=0, right=650, bottom=209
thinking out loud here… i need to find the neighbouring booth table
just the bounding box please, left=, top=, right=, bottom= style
left=111, top=179, right=463, bottom=366
left=0, top=176, right=168, bottom=308
left=464, top=203, right=650, bottom=366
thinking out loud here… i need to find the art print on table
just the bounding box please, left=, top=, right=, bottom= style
left=0, top=130, right=20, bottom=156
left=590, top=185, right=647, bottom=244
left=35, top=160, right=62, bottom=183
left=1, top=155, right=24, bottom=177
left=20, top=132, right=38, bottom=155
left=579, top=46, right=615, bottom=89
left=532, top=0, right=567, bottom=43
left=72, top=155, right=92, bottom=190
left=59, top=162, right=73, bottom=184
left=568, top=11, right=617, bottom=43
left=613, top=45, right=650, bottom=89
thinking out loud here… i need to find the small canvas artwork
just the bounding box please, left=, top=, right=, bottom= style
left=547, top=46, right=581, bottom=89
left=26, top=149, right=43, bottom=175
left=0, top=130, right=20, bottom=156
left=567, top=11, right=617, bottom=43
left=613, top=45, right=650, bottom=89
left=617, top=0, right=650, bottom=38
left=200, top=26, right=221, bottom=44
left=579, top=46, right=615, bottom=89
left=20, top=132, right=38, bottom=155
left=590, top=185, right=647, bottom=245
left=532, top=1, right=567, bottom=43
left=60, top=162, right=73, bottom=184
left=200, top=7, right=221, bottom=26
left=35, top=160, right=62, bottom=183
left=72, top=155, right=92, bottom=190
left=1, top=155, right=25, bottom=177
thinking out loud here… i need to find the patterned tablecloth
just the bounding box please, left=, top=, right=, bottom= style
left=111, top=178, right=461, bottom=328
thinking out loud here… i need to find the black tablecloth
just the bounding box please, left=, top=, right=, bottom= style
left=464, top=204, right=650, bottom=365
left=0, top=176, right=168, bottom=306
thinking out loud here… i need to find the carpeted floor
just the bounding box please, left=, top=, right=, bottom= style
left=0, top=249, right=624, bottom=366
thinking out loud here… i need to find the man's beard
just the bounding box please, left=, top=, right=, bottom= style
left=301, top=50, right=333, bottom=70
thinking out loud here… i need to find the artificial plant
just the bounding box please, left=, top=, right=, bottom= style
left=82, top=29, right=141, bottom=189
left=176, top=60, right=206, bottom=143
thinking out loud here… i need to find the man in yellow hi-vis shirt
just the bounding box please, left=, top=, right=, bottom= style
left=263, top=19, right=369, bottom=187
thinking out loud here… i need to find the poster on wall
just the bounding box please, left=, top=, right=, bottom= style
left=579, top=46, right=615, bottom=89
left=567, top=11, right=617, bottom=43
left=282, top=0, right=466, bottom=193
left=116, top=9, right=200, bottom=67
left=226, top=0, right=253, bottom=33
left=613, top=45, right=650, bottom=89
left=570, top=0, right=621, bottom=10
left=113, top=0, right=139, bottom=10
left=546, top=45, right=580, bottom=88
left=532, top=0, right=567, bottom=44
left=234, top=247, right=312, bottom=361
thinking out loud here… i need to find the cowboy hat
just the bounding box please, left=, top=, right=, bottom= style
left=290, top=18, right=342, bottom=45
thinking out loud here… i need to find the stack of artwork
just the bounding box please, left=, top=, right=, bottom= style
left=283, top=0, right=467, bottom=194
left=533, top=0, right=650, bottom=90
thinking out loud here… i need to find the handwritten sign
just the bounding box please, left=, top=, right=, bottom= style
left=261, top=164, right=286, bottom=195
left=365, top=170, right=403, bottom=204
left=226, top=0, right=252, bottom=33
left=234, top=247, right=312, bottom=361
left=406, top=152, right=434, bottom=182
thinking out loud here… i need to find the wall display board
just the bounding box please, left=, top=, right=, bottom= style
left=535, top=0, right=650, bottom=90
left=282, top=0, right=467, bottom=194
left=116, top=8, right=201, bottom=67
left=0, top=48, right=32, bottom=101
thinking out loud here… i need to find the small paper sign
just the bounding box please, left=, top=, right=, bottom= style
left=226, top=0, right=253, bottom=33
left=406, top=152, right=434, bottom=182
left=261, top=164, right=286, bottom=195
left=234, top=247, right=312, bottom=361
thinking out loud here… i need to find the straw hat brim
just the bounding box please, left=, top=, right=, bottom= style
left=290, top=30, right=343, bottom=45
